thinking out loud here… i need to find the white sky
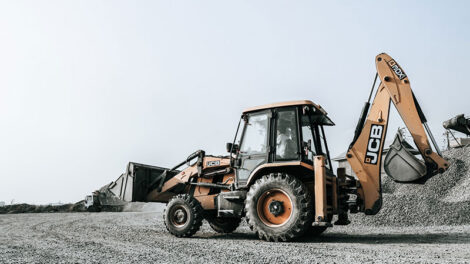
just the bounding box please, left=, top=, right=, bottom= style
left=0, top=1, right=468, bottom=204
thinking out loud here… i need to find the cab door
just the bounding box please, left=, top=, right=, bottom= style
left=236, top=111, right=270, bottom=186
left=273, top=108, right=300, bottom=162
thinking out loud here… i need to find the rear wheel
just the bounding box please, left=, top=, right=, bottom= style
left=245, top=173, right=313, bottom=242
left=164, top=194, right=203, bottom=237
left=207, top=217, right=241, bottom=233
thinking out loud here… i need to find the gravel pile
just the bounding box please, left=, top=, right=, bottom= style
left=0, top=202, right=87, bottom=214
left=351, top=146, right=470, bottom=226
left=0, top=201, right=166, bottom=214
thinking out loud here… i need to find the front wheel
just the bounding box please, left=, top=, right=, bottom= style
left=164, top=194, right=203, bottom=237
left=245, top=173, right=313, bottom=242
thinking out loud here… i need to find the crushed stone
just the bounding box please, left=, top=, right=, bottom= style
left=351, top=146, right=470, bottom=226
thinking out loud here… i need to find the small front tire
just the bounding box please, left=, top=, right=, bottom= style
left=164, top=194, right=203, bottom=238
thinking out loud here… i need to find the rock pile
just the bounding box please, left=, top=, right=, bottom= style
left=0, top=202, right=87, bottom=214
left=352, top=146, right=470, bottom=226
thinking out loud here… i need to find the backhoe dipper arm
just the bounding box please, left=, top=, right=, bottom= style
left=346, top=53, right=449, bottom=215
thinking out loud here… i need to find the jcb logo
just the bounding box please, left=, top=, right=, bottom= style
left=365, top=124, right=384, bottom=165
left=206, top=160, right=220, bottom=167
left=388, top=60, right=407, bottom=80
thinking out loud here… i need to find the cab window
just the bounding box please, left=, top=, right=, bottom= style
left=275, top=110, right=299, bottom=160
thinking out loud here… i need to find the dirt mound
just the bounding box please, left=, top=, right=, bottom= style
left=352, top=146, right=470, bottom=226
left=0, top=202, right=87, bottom=214
left=0, top=201, right=166, bottom=214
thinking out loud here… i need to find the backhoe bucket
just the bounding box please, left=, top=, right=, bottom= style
left=384, top=131, right=427, bottom=182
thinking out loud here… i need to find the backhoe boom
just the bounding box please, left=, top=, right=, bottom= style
left=346, top=53, right=449, bottom=215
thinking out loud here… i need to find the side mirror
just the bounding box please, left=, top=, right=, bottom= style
left=226, top=143, right=239, bottom=153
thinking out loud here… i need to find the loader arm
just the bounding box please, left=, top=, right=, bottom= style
left=346, top=53, right=449, bottom=215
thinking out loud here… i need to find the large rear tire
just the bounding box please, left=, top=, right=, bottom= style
left=164, top=194, right=203, bottom=238
left=207, top=217, right=241, bottom=233
left=245, top=173, right=313, bottom=242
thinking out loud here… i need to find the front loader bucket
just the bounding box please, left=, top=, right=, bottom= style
left=384, top=131, right=427, bottom=182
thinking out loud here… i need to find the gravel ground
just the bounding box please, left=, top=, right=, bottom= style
left=1, top=147, right=468, bottom=263
left=1, top=212, right=469, bottom=264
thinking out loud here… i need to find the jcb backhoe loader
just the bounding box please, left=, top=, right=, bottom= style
left=86, top=53, right=449, bottom=242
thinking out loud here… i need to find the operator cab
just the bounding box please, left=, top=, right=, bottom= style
left=228, top=100, right=335, bottom=186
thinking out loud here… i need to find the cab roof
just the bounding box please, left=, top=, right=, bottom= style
left=242, top=100, right=334, bottom=126
left=243, top=100, right=326, bottom=115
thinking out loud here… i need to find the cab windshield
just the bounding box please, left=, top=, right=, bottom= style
left=239, top=113, right=269, bottom=155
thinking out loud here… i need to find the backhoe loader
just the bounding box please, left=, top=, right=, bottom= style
left=86, top=53, right=449, bottom=242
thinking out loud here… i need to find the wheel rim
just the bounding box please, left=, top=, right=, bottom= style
left=256, top=188, right=293, bottom=227
left=170, top=205, right=189, bottom=228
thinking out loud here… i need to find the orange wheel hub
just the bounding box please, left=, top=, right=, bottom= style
left=256, top=188, right=293, bottom=227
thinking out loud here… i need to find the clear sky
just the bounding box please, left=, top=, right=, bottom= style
left=0, top=1, right=468, bottom=204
